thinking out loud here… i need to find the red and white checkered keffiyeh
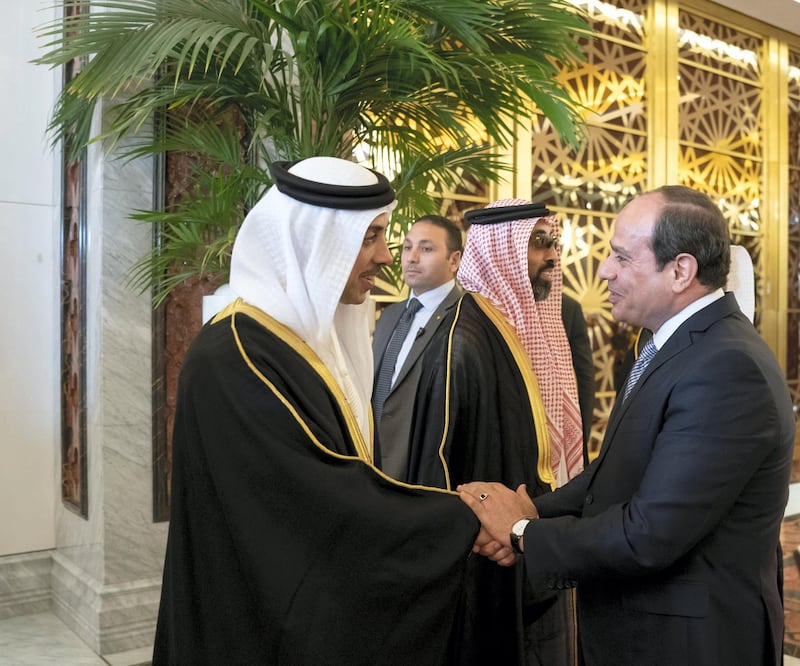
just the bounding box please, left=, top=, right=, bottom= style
left=458, top=199, right=584, bottom=486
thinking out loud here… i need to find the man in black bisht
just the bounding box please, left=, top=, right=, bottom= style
left=153, top=157, right=478, bottom=666
left=409, top=200, right=582, bottom=666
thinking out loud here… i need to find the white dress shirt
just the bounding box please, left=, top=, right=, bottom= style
left=652, top=288, right=725, bottom=351
left=390, top=279, right=456, bottom=386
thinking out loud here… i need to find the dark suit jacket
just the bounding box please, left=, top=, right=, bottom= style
left=561, top=293, right=595, bottom=460
left=524, top=293, right=794, bottom=666
left=372, top=284, right=462, bottom=479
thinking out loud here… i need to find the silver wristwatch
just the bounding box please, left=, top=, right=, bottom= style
left=510, top=518, right=530, bottom=554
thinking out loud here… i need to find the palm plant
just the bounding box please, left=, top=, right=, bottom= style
left=36, top=0, right=589, bottom=303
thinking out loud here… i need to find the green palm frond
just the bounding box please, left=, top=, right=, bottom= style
left=36, top=0, right=590, bottom=300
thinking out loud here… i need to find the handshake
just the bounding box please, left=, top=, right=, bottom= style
left=458, top=482, right=538, bottom=567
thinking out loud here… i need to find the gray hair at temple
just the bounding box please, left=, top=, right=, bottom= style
left=649, top=185, right=731, bottom=290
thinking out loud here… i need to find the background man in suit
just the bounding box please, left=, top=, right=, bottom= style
left=561, top=293, right=595, bottom=462
left=460, top=185, right=794, bottom=666
left=371, top=214, right=462, bottom=480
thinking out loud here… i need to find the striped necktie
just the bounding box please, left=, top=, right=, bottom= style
left=623, top=338, right=657, bottom=401
left=372, top=298, right=423, bottom=420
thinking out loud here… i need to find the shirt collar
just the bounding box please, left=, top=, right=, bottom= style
left=411, top=279, right=456, bottom=311
left=652, top=288, right=725, bottom=349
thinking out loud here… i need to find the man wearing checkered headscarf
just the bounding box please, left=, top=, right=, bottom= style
left=404, top=200, right=580, bottom=665
left=458, top=198, right=584, bottom=486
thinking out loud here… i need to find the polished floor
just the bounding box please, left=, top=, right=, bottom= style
left=0, top=612, right=150, bottom=665
left=3, top=605, right=800, bottom=666
left=4, top=485, right=800, bottom=665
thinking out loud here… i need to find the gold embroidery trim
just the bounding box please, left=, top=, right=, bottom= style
left=217, top=299, right=457, bottom=495
left=434, top=297, right=463, bottom=490
left=471, top=294, right=556, bottom=490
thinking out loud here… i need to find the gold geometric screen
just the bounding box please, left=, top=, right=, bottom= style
left=677, top=9, right=764, bottom=328
left=373, top=0, right=798, bottom=461
left=531, top=0, right=649, bottom=457
left=527, top=1, right=788, bottom=458
left=788, top=48, right=800, bottom=409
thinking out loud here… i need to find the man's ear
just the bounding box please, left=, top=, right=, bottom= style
left=672, top=253, right=698, bottom=293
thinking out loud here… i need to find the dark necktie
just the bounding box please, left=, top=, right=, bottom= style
left=623, top=338, right=657, bottom=401
left=373, top=298, right=423, bottom=420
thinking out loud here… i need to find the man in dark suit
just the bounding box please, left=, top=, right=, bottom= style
left=460, top=185, right=794, bottom=666
left=371, top=214, right=462, bottom=480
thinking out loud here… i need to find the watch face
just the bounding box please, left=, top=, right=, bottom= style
left=512, top=519, right=529, bottom=536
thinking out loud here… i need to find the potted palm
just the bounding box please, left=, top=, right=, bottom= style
left=36, top=0, right=588, bottom=303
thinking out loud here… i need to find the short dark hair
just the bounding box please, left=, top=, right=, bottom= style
left=649, top=186, right=730, bottom=290
left=414, top=215, right=464, bottom=254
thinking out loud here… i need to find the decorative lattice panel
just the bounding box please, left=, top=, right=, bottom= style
left=678, top=9, right=764, bottom=331
left=569, top=0, right=646, bottom=46
left=787, top=49, right=800, bottom=408
left=531, top=0, right=649, bottom=458
left=678, top=10, right=761, bottom=82
left=677, top=71, right=762, bottom=162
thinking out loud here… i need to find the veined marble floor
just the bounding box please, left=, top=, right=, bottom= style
left=0, top=612, right=150, bottom=666
left=3, top=484, right=800, bottom=666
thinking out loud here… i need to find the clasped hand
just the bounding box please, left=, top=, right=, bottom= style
left=457, top=482, right=538, bottom=567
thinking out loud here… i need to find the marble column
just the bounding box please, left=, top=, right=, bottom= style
left=50, top=107, right=168, bottom=657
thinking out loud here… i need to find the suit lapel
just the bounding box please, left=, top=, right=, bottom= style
left=372, top=303, right=406, bottom=376
left=392, top=286, right=461, bottom=389
left=602, top=338, right=686, bottom=450
left=597, top=293, right=740, bottom=469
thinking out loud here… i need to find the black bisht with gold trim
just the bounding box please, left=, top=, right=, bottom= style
left=153, top=301, right=478, bottom=665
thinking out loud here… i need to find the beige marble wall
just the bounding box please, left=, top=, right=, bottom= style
left=0, top=12, right=169, bottom=648
left=49, top=107, right=168, bottom=655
